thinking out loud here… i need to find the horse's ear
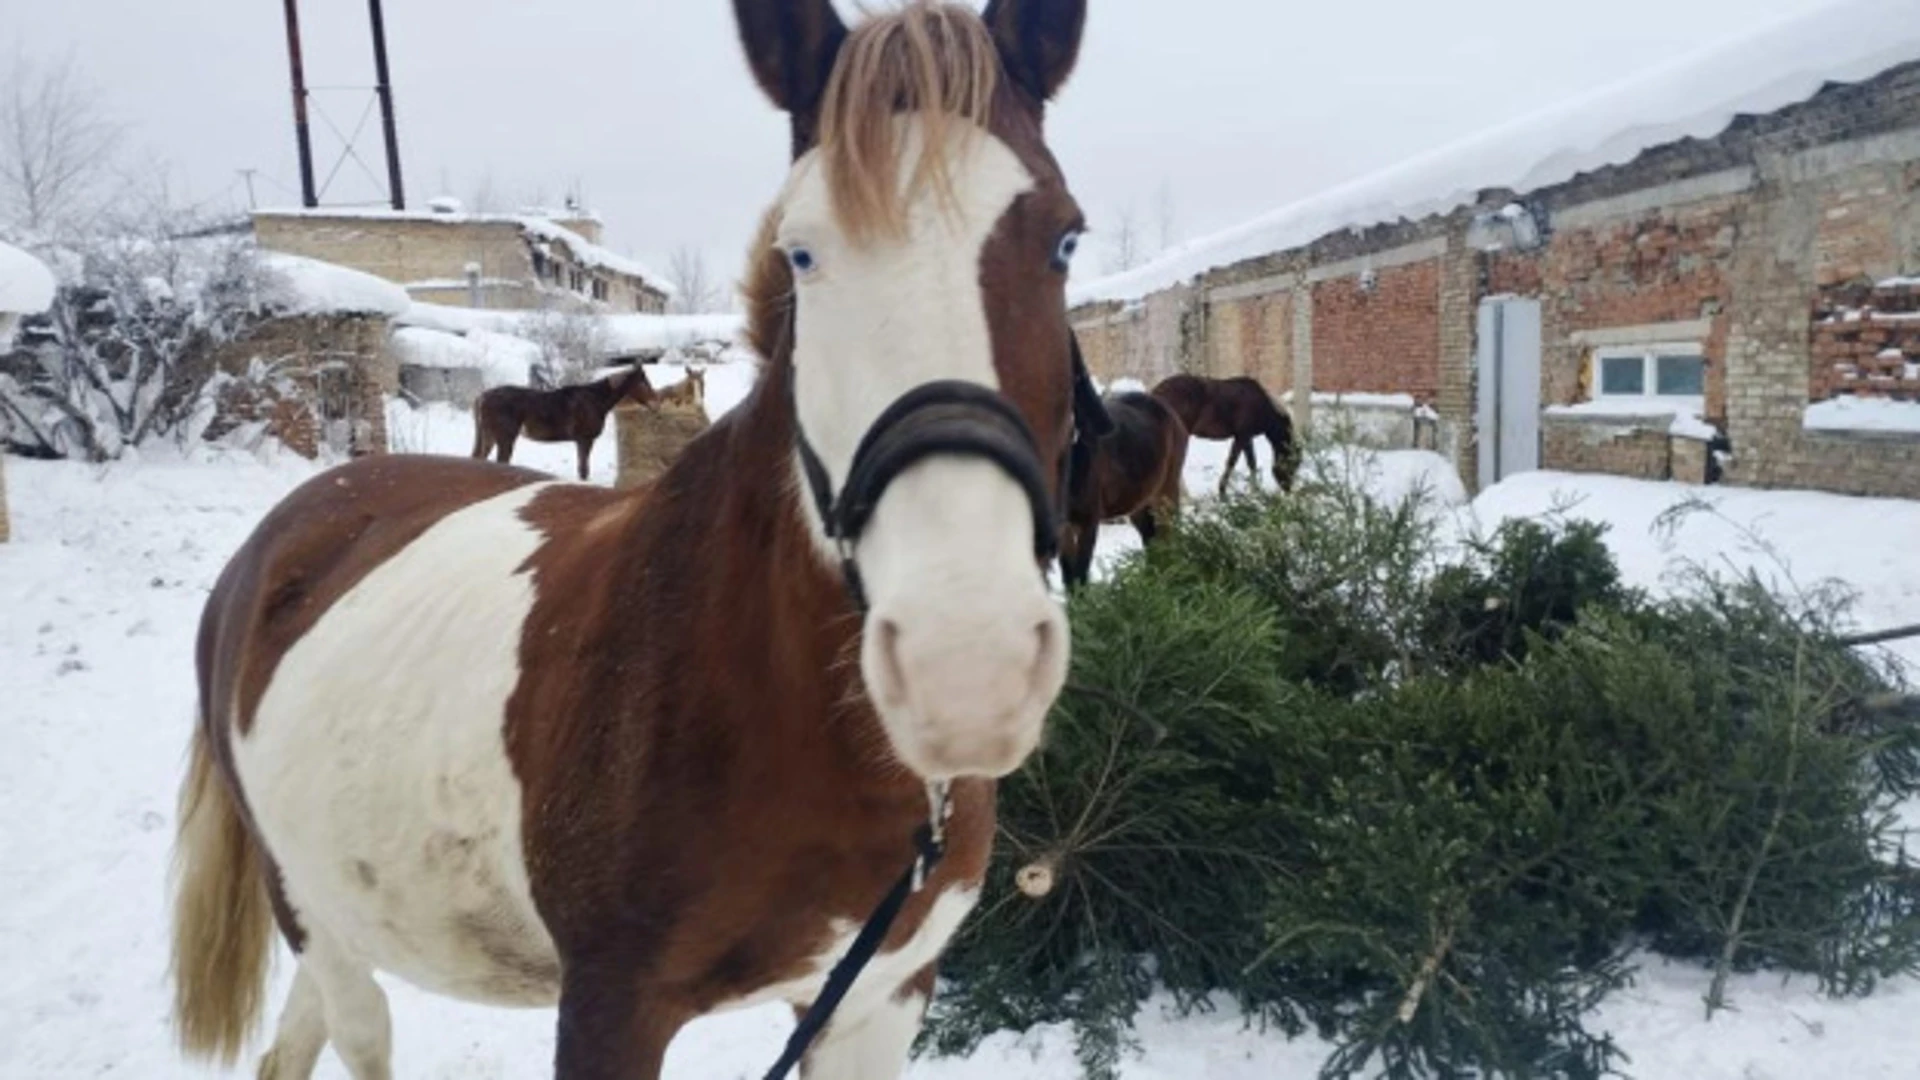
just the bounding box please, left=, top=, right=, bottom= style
left=981, top=0, right=1086, bottom=103
left=732, top=0, right=849, bottom=116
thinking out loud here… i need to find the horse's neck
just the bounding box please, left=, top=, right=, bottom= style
left=585, top=380, right=622, bottom=414
left=610, top=367, right=918, bottom=802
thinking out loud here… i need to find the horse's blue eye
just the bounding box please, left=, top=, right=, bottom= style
left=788, top=247, right=817, bottom=275
left=1053, top=231, right=1081, bottom=270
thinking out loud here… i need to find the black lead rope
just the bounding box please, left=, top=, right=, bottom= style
left=762, top=799, right=948, bottom=1079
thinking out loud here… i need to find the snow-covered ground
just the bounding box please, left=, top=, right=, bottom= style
left=4, top=379, right=1918, bottom=1077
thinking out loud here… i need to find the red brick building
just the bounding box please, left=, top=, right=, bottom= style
left=1071, top=8, right=1920, bottom=499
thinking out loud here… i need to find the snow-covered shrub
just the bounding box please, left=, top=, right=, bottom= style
left=0, top=229, right=268, bottom=460
left=522, top=307, right=608, bottom=389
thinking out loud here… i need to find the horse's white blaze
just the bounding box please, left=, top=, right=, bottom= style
left=234, top=483, right=562, bottom=1007
left=781, top=120, right=1069, bottom=780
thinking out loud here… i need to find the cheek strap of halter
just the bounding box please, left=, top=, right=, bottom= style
left=793, top=377, right=1059, bottom=612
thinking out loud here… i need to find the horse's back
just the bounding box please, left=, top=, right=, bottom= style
left=1088, top=393, right=1185, bottom=515
left=198, top=455, right=604, bottom=1006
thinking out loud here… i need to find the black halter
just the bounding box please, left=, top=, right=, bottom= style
left=791, top=331, right=1111, bottom=611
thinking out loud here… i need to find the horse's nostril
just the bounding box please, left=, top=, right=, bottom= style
left=874, top=618, right=910, bottom=709
left=1031, top=619, right=1059, bottom=687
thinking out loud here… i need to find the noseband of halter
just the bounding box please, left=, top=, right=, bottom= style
left=791, top=333, right=1112, bottom=611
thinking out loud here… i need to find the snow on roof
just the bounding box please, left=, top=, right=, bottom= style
left=260, top=252, right=412, bottom=317
left=389, top=326, right=544, bottom=388
left=253, top=206, right=671, bottom=295
left=0, top=241, right=57, bottom=316
left=602, top=313, right=744, bottom=355
left=396, top=304, right=743, bottom=358
left=1071, top=0, right=1920, bottom=307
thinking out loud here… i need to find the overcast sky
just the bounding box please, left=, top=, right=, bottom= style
left=11, top=0, right=1839, bottom=295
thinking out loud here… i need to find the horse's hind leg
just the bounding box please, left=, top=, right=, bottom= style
left=1129, top=508, right=1159, bottom=547
left=575, top=438, right=593, bottom=481
left=256, top=968, right=325, bottom=1080
left=1218, top=439, right=1244, bottom=495
left=288, top=930, right=393, bottom=1080
left=496, top=429, right=519, bottom=466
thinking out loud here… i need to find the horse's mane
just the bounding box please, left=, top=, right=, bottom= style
left=742, top=2, right=1002, bottom=364
left=737, top=2, right=998, bottom=363
left=820, top=2, right=999, bottom=244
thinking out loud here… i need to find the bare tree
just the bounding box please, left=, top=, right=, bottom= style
left=522, top=307, right=610, bottom=389
left=667, top=245, right=721, bottom=314
left=1153, top=179, right=1178, bottom=253
left=0, top=52, right=122, bottom=236
left=1104, top=205, right=1142, bottom=274
left=466, top=172, right=502, bottom=213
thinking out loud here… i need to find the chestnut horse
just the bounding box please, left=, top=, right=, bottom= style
left=471, top=365, right=658, bottom=481
left=168, top=3, right=1092, bottom=1078
left=1059, top=392, right=1187, bottom=589
left=655, top=367, right=707, bottom=410
left=1152, top=373, right=1299, bottom=494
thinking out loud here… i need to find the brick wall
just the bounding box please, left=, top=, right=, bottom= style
left=1531, top=201, right=1739, bottom=417
left=1811, top=278, right=1920, bottom=400
left=206, top=313, right=396, bottom=457
left=1722, top=143, right=1920, bottom=500
left=1542, top=417, right=1675, bottom=480
left=1206, top=290, right=1292, bottom=392
left=1064, top=61, right=1920, bottom=498
left=257, top=215, right=533, bottom=297
left=1310, top=260, right=1441, bottom=398
left=254, top=213, right=668, bottom=314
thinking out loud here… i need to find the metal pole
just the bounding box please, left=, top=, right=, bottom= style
left=368, top=0, right=406, bottom=210
left=281, top=0, right=319, bottom=207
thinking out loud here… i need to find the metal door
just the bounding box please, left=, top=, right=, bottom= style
left=1476, top=297, right=1541, bottom=489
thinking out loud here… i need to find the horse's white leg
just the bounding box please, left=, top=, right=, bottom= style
left=302, top=930, right=393, bottom=1080
left=800, top=989, right=927, bottom=1080
left=257, top=967, right=326, bottom=1080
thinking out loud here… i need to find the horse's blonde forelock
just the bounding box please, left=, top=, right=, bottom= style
left=818, top=2, right=999, bottom=244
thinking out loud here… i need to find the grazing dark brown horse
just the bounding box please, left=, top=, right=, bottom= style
left=1059, top=392, right=1187, bottom=589
left=1152, top=373, right=1299, bottom=494
left=169, top=3, right=1090, bottom=1079
left=470, top=365, right=657, bottom=481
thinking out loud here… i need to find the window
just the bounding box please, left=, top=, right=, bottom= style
left=1594, top=345, right=1707, bottom=402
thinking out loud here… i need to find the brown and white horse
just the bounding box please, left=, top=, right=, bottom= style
left=169, top=3, right=1089, bottom=1078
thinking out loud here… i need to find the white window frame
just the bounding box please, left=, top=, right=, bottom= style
left=1593, top=342, right=1707, bottom=404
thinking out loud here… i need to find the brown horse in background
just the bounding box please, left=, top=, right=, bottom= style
left=170, top=3, right=1091, bottom=1078
left=1152, top=373, right=1298, bottom=494
left=1060, top=391, right=1188, bottom=589
left=470, top=365, right=657, bottom=480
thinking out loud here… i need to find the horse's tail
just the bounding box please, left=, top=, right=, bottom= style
left=170, top=723, right=273, bottom=1065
